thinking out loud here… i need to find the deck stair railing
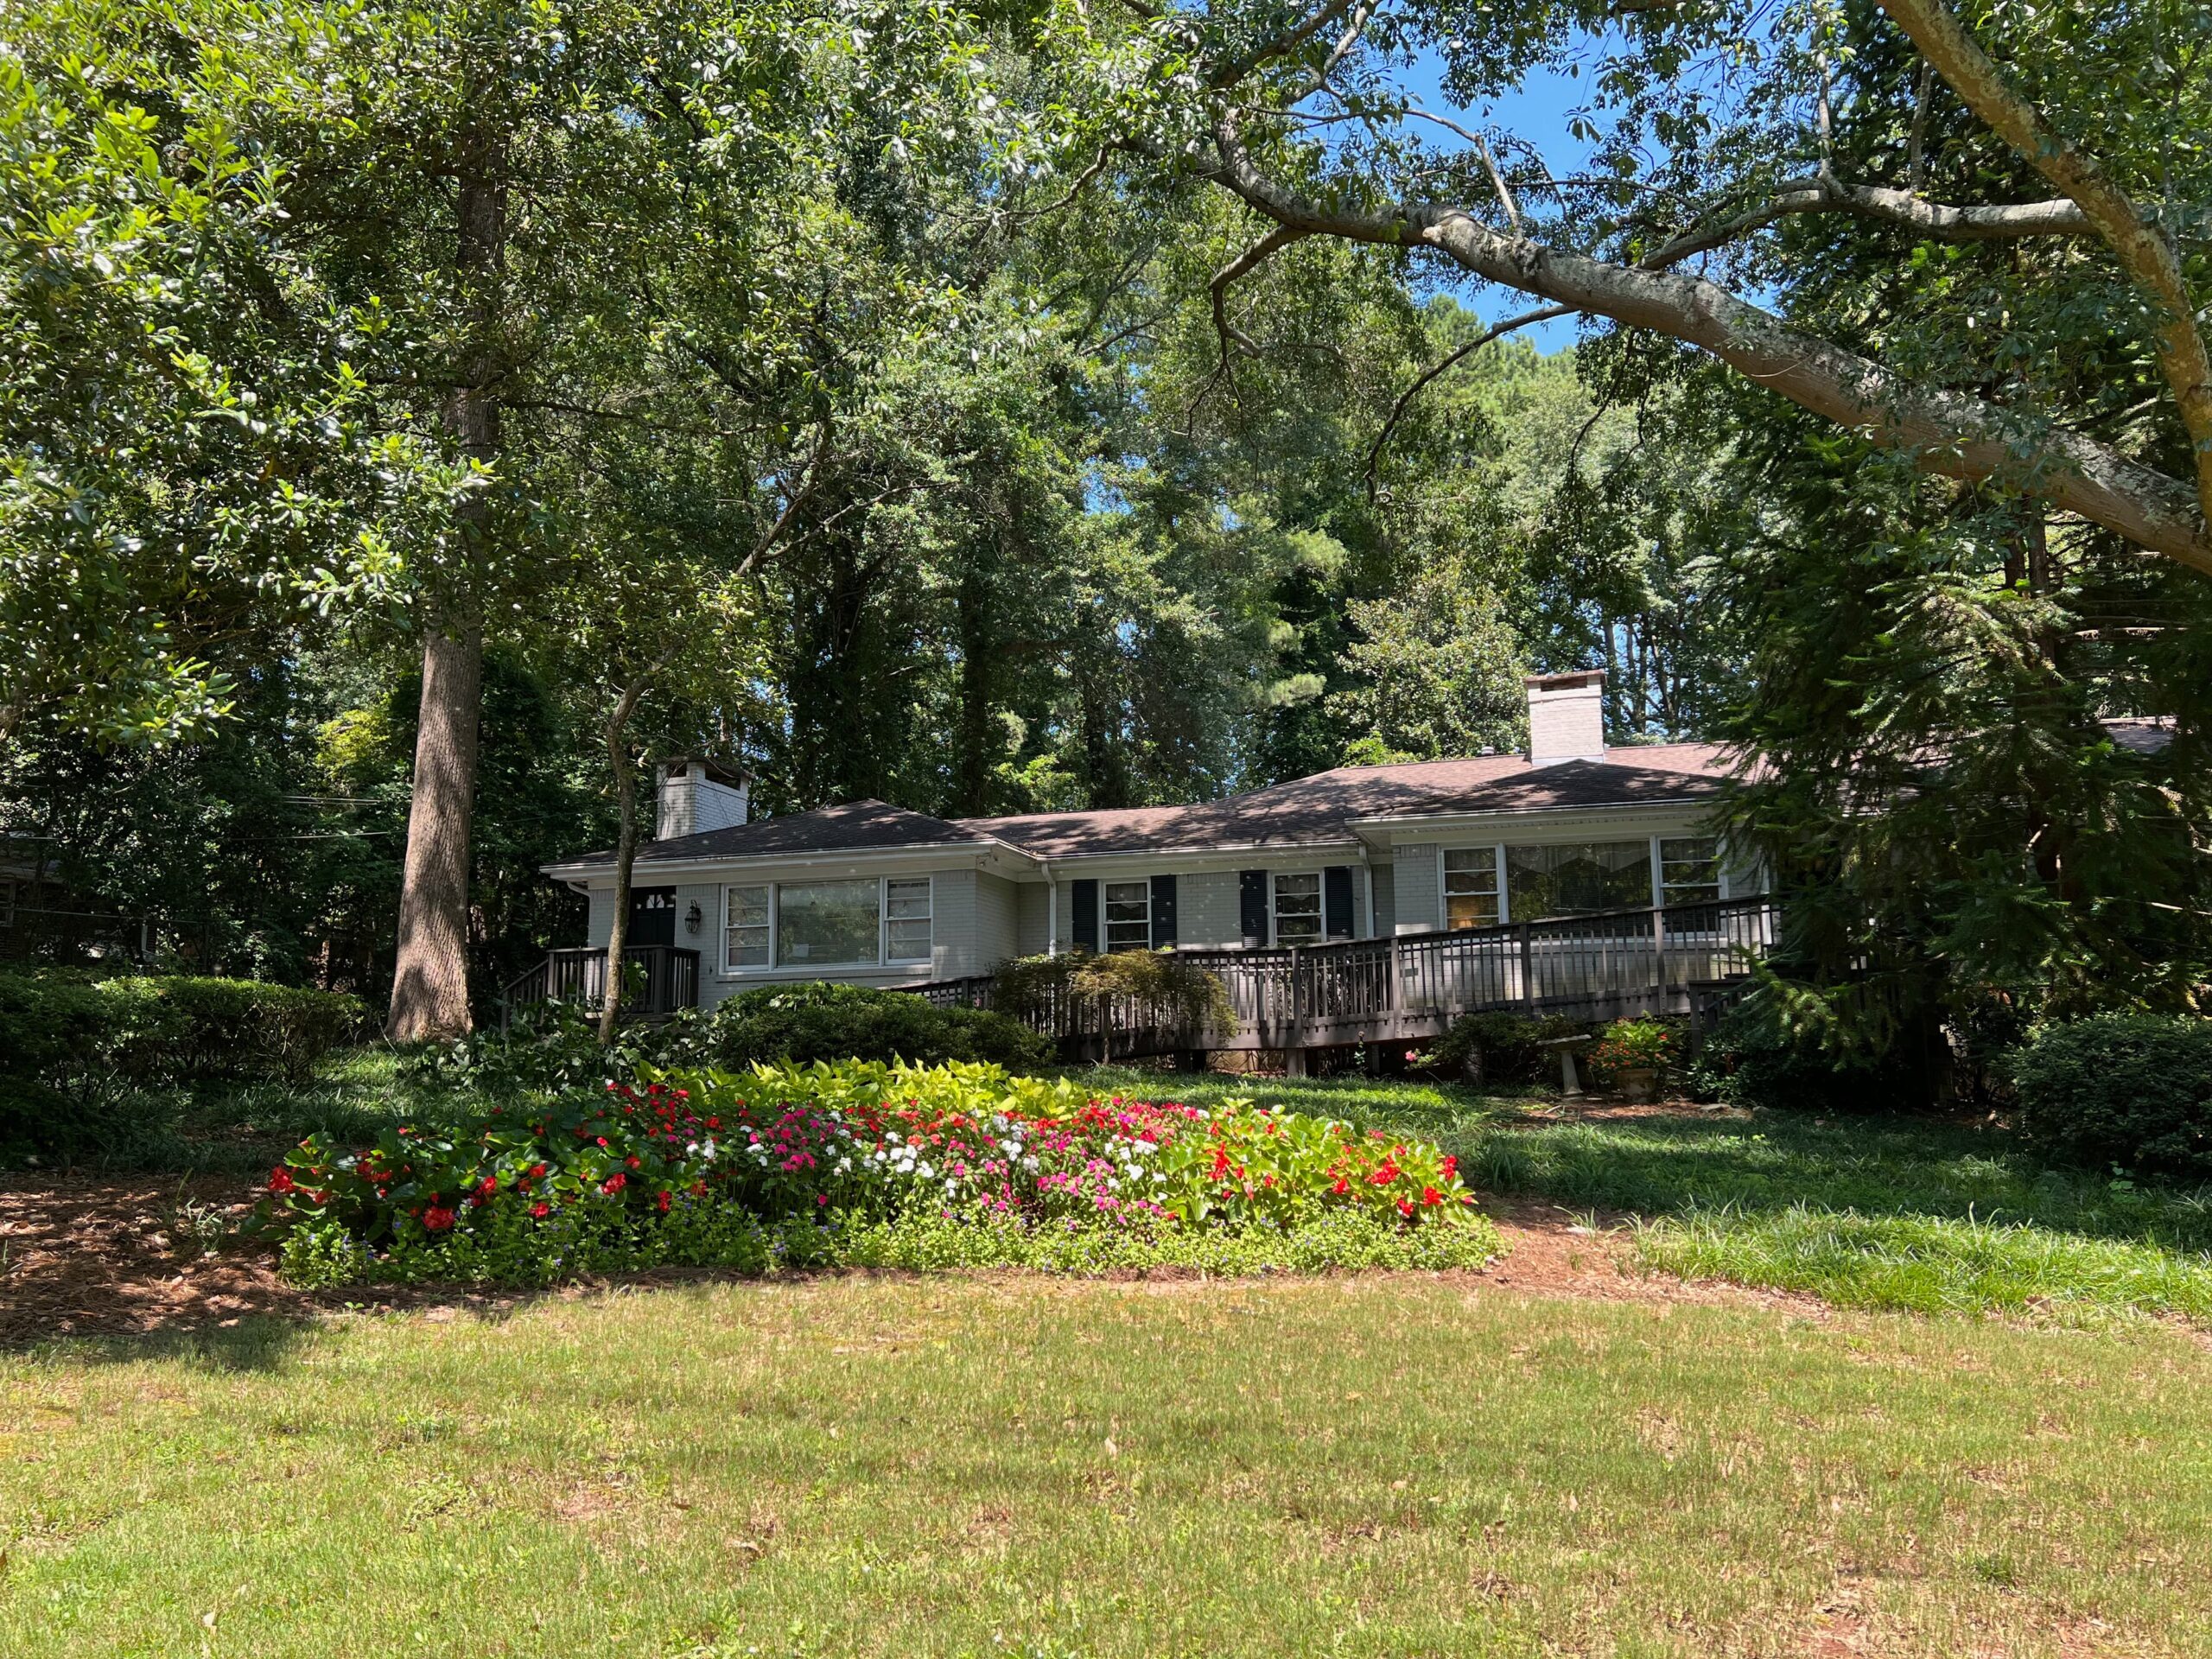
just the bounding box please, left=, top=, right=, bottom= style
left=499, top=944, right=700, bottom=1027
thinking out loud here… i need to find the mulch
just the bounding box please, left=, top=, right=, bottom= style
left=0, top=1165, right=1832, bottom=1348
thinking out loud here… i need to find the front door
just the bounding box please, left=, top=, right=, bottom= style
left=627, top=887, right=677, bottom=948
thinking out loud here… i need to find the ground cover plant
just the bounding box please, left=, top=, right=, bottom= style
left=259, top=1060, right=1497, bottom=1286
left=7, top=1277, right=2211, bottom=1658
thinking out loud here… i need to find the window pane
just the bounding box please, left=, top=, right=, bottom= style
left=776, top=880, right=880, bottom=966
left=1274, top=873, right=1322, bottom=945
left=1443, top=848, right=1499, bottom=929
left=1660, top=836, right=1720, bottom=903
left=1504, top=842, right=1652, bottom=919
left=1103, top=880, right=1150, bottom=952
left=725, top=885, right=769, bottom=969
left=885, top=878, right=931, bottom=961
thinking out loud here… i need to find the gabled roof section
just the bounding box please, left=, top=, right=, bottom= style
left=622, top=799, right=994, bottom=864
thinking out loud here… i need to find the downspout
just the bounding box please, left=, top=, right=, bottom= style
left=1045, top=862, right=1058, bottom=957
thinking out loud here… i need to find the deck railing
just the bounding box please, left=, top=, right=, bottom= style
left=922, top=895, right=1779, bottom=1057
left=500, top=944, right=700, bottom=1026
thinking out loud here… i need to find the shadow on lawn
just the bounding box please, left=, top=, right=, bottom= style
left=1456, top=1108, right=2212, bottom=1254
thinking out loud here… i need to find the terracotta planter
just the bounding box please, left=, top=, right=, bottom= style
left=1615, top=1066, right=1659, bottom=1103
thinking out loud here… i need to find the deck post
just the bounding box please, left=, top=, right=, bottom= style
left=1652, top=905, right=1667, bottom=998
left=1518, top=923, right=1535, bottom=1013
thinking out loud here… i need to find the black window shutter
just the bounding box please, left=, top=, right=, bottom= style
left=1071, top=878, right=1099, bottom=952
left=1149, top=873, right=1178, bottom=947
left=1325, top=866, right=1355, bottom=939
left=1238, top=870, right=1268, bottom=944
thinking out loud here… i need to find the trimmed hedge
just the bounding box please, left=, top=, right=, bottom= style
left=704, top=982, right=1053, bottom=1071
left=2012, top=1014, right=2212, bottom=1179
left=0, top=969, right=368, bottom=1088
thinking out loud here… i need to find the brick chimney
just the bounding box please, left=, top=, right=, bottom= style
left=1525, top=671, right=1606, bottom=766
left=656, top=759, right=751, bottom=839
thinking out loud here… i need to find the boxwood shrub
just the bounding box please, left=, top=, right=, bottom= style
left=0, top=969, right=369, bottom=1090
left=2011, top=1013, right=2212, bottom=1179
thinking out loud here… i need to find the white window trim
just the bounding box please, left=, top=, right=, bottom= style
left=1440, top=844, right=1505, bottom=931
left=718, top=875, right=935, bottom=978
left=1270, top=869, right=1325, bottom=948
left=884, top=875, right=934, bottom=964
left=1103, top=878, right=1152, bottom=953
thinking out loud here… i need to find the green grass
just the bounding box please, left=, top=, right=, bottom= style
left=1078, top=1066, right=2212, bottom=1325
left=6, top=1278, right=2210, bottom=1657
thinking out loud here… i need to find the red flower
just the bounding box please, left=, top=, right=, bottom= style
left=625, top=1154, right=641, bottom=1170
left=423, top=1205, right=457, bottom=1232
left=601, top=1173, right=627, bottom=1196
left=1330, top=1178, right=1350, bottom=1196
left=477, top=1175, right=498, bottom=1197
left=1421, top=1186, right=1442, bottom=1206
left=1396, top=1198, right=1414, bottom=1219
left=656, top=1190, right=671, bottom=1213
left=529, top=1162, right=547, bottom=1179
left=531, top=1202, right=551, bottom=1219
left=267, top=1167, right=296, bottom=1195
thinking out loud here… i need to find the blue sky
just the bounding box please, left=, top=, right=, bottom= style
left=1390, top=46, right=1602, bottom=351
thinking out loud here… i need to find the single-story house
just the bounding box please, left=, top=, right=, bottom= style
left=542, top=672, right=1763, bottom=1014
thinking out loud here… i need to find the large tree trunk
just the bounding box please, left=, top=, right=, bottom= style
left=387, top=621, right=484, bottom=1039
left=385, top=91, right=506, bottom=1039
left=599, top=721, right=643, bottom=1046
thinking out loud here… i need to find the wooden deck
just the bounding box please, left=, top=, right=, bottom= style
left=923, top=896, right=1778, bottom=1064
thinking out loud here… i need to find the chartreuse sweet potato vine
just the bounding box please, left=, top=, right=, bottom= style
left=257, top=1059, right=1497, bottom=1286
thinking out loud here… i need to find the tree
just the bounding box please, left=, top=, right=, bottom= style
left=1049, top=0, right=2212, bottom=572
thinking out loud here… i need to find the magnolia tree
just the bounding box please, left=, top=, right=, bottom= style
left=1042, top=0, right=2210, bottom=573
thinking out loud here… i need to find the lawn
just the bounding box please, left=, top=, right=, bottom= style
left=6, top=1277, right=2210, bottom=1657
left=1077, top=1066, right=2212, bottom=1326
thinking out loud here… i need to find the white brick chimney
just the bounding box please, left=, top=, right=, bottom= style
left=1525, top=671, right=1607, bottom=766
left=656, top=759, right=751, bottom=839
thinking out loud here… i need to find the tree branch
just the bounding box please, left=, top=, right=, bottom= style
left=1208, top=0, right=1359, bottom=88
left=1364, top=303, right=1573, bottom=493
left=1876, top=0, right=2212, bottom=527
left=1649, top=175, right=2090, bottom=265
left=1198, top=120, right=2212, bottom=572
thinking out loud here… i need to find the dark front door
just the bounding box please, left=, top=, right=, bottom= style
left=627, top=887, right=677, bottom=948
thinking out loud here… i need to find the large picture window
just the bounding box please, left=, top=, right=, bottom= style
left=1660, top=837, right=1722, bottom=906
left=1443, top=848, right=1500, bottom=929
left=1272, top=872, right=1323, bottom=946
left=1504, top=842, right=1652, bottom=920
left=885, top=878, right=933, bottom=962
left=1103, top=880, right=1151, bottom=951
left=775, top=880, right=882, bottom=967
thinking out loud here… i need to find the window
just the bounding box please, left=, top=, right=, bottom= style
left=1660, top=836, right=1722, bottom=906
left=1504, top=841, right=1652, bottom=920
left=1272, top=872, right=1323, bottom=946
left=886, top=878, right=933, bottom=962
left=1103, top=880, right=1151, bottom=951
left=1443, top=848, right=1500, bottom=929
left=724, top=885, right=770, bottom=969
left=776, top=879, right=880, bottom=967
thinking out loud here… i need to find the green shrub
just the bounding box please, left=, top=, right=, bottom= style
left=2011, top=1014, right=2212, bottom=1179
left=994, top=950, right=1236, bottom=1039
left=0, top=969, right=368, bottom=1091
left=702, top=982, right=1053, bottom=1071
left=1426, top=1011, right=1584, bottom=1084
left=1686, top=992, right=1939, bottom=1112
left=1585, top=1018, right=1680, bottom=1081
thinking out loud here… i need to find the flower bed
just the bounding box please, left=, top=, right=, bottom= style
left=259, top=1060, right=1497, bottom=1285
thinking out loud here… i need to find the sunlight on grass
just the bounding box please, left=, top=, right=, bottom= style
left=5, top=1279, right=2210, bottom=1657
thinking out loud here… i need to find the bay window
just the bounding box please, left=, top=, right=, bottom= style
left=1504, top=841, right=1653, bottom=920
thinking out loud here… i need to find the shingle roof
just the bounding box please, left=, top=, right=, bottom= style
left=559, top=748, right=1742, bottom=870
left=621, top=799, right=993, bottom=863
left=958, top=745, right=1738, bottom=858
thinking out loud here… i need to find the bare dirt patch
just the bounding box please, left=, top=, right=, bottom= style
left=1, top=1173, right=1832, bottom=1345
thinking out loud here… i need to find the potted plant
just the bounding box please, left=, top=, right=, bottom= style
left=1586, top=1018, right=1679, bottom=1103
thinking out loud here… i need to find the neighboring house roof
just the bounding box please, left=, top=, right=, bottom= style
left=958, top=745, right=1738, bottom=859
left=2104, top=716, right=2177, bottom=755
left=616, top=799, right=995, bottom=864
